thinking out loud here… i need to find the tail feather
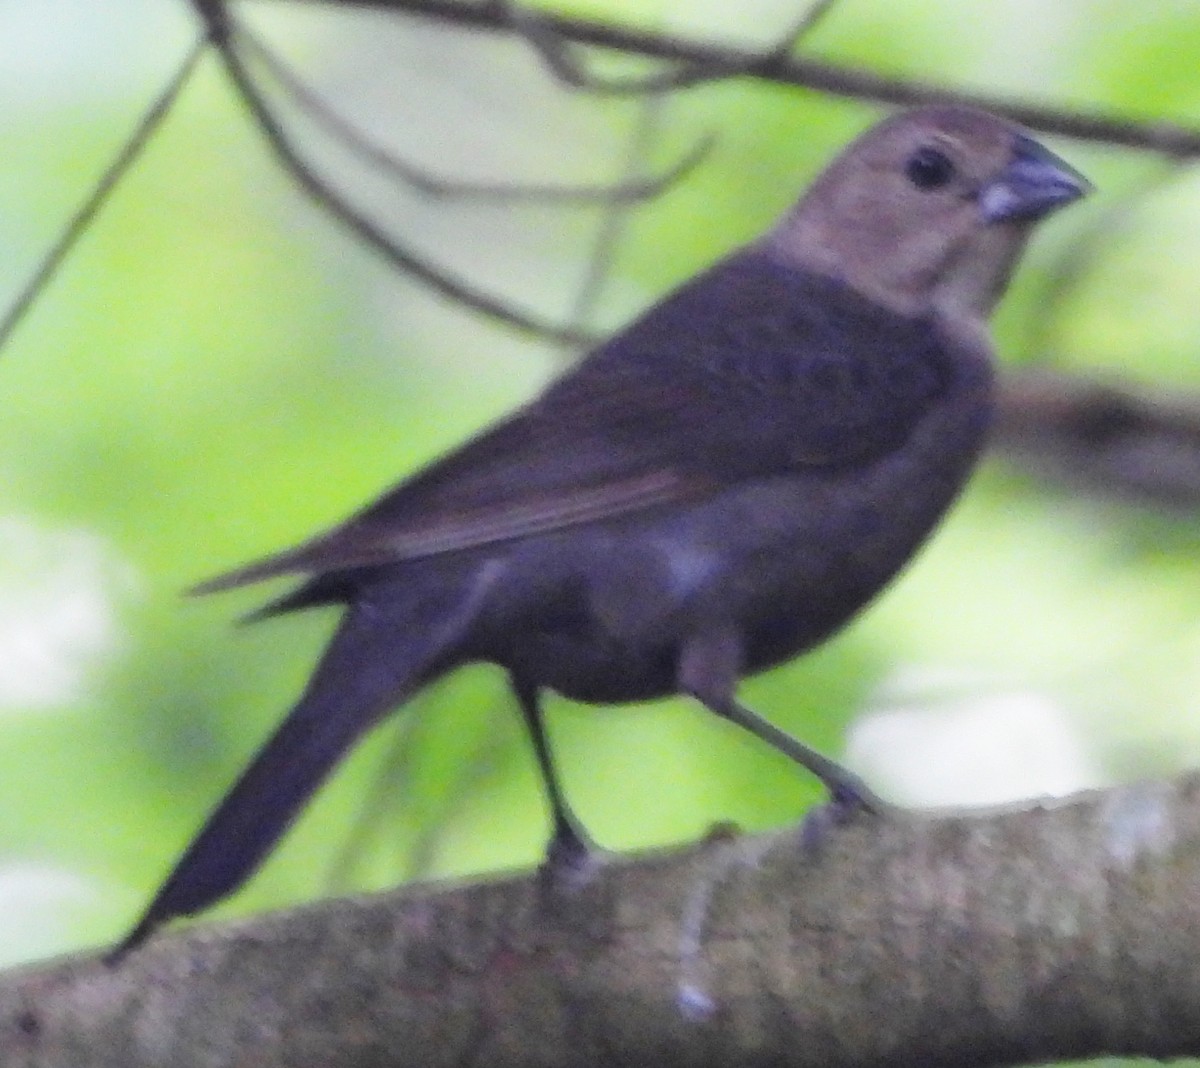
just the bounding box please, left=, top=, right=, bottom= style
left=110, top=562, right=499, bottom=963
left=188, top=541, right=325, bottom=596
left=236, top=572, right=364, bottom=625
left=111, top=683, right=379, bottom=962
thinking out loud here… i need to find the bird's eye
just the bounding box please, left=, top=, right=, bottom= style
left=905, top=147, right=955, bottom=190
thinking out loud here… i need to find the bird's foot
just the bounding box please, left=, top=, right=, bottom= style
left=801, top=771, right=893, bottom=851
left=539, top=818, right=606, bottom=895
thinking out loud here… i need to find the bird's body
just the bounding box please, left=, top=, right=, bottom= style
left=481, top=281, right=989, bottom=702
left=261, top=261, right=991, bottom=704
left=113, top=106, right=1087, bottom=958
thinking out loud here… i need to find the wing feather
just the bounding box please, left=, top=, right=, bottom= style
left=197, top=251, right=952, bottom=593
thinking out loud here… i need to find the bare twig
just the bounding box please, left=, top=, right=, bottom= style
left=239, top=26, right=714, bottom=203
left=191, top=0, right=593, bottom=342
left=567, top=93, right=668, bottom=335
left=499, top=0, right=841, bottom=95
left=321, top=710, right=423, bottom=894
left=323, top=695, right=514, bottom=889
left=0, top=36, right=207, bottom=354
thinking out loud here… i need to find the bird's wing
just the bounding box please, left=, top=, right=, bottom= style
left=197, top=252, right=954, bottom=592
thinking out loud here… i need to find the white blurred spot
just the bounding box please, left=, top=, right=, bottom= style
left=0, top=517, right=135, bottom=709
left=0, top=862, right=107, bottom=965
left=846, top=667, right=1102, bottom=806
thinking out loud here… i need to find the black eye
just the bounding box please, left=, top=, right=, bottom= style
left=905, top=147, right=955, bottom=190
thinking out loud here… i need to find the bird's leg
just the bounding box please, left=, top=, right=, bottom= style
left=509, top=673, right=598, bottom=881
left=678, top=629, right=890, bottom=816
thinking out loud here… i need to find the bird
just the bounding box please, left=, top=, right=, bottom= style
left=111, top=105, right=1088, bottom=959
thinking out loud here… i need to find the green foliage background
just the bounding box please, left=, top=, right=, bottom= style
left=2, top=9, right=1200, bottom=1035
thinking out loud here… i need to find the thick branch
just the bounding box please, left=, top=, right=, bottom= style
left=273, top=0, right=1200, bottom=156
left=995, top=370, right=1200, bottom=509
left=6, top=774, right=1200, bottom=1065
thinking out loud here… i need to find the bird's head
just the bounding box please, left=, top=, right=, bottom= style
left=766, top=106, right=1089, bottom=323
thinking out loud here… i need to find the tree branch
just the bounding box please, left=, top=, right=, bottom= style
left=995, top=371, right=1200, bottom=510
left=7, top=774, right=1200, bottom=1065
left=272, top=0, right=1200, bottom=157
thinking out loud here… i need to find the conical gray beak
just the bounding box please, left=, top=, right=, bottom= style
left=979, top=134, right=1090, bottom=224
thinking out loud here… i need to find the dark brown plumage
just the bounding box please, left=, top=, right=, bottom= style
left=113, top=106, right=1088, bottom=959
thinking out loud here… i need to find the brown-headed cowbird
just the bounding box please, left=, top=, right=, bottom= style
left=113, top=106, right=1087, bottom=957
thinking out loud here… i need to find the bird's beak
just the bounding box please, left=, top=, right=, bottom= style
left=979, top=134, right=1091, bottom=224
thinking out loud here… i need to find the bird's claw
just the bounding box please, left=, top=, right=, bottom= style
left=539, top=821, right=605, bottom=894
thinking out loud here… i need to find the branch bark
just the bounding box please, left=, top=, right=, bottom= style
left=6, top=774, right=1200, bottom=1066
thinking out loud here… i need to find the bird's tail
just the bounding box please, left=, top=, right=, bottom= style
left=109, top=562, right=498, bottom=963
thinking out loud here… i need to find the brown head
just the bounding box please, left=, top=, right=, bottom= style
left=765, top=106, right=1089, bottom=322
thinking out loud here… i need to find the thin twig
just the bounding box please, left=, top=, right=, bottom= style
left=568, top=94, right=668, bottom=335
left=192, top=0, right=592, bottom=342
left=239, top=25, right=714, bottom=203
left=499, top=0, right=842, bottom=95
left=0, top=36, right=208, bottom=354
left=322, top=710, right=424, bottom=894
